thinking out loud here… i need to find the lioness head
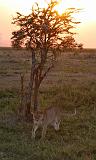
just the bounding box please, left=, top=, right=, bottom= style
left=32, top=111, right=43, bottom=127
left=52, top=118, right=60, bottom=131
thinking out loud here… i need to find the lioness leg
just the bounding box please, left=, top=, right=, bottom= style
left=41, top=125, right=47, bottom=139
left=32, top=124, right=38, bottom=138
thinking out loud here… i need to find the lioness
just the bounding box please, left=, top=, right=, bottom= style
left=32, top=106, right=76, bottom=139
left=31, top=106, right=62, bottom=139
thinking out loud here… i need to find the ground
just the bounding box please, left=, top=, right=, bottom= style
left=0, top=48, right=96, bottom=160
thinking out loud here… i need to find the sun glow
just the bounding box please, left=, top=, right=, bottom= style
left=0, top=0, right=96, bottom=48
left=55, top=0, right=96, bottom=22
left=55, top=0, right=79, bottom=15
left=1, top=0, right=96, bottom=22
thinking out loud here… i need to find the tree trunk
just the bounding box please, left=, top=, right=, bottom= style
left=25, top=48, right=36, bottom=119
left=33, top=85, right=39, bottom=111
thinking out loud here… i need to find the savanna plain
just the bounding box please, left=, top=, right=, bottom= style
left=0, top=48, right=96, bottom=160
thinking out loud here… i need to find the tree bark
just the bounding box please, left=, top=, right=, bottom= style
left=25, top=48, right=36, bottom=119
left=33, top=85, right=39, bottom=111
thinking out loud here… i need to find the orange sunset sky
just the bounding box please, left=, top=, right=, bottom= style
left=0, top=0, right=96, bottom=48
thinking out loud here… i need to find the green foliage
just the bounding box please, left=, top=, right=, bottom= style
left=0, top=83, right=96, bottom=160
left=0, top=89, right=19, bottom=112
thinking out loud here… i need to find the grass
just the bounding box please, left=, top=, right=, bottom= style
left=0, top=48, right=96, bottom=160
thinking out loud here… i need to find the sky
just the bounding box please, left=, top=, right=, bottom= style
left=0, top=0, right=96, bottom=48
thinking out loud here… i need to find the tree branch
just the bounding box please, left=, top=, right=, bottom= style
left=39, top=64, right=54, bottom=84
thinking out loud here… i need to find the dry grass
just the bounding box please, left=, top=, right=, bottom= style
left=0, top=48, right=96, bottom=89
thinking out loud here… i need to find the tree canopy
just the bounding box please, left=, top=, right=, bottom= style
left=11, top=0, right=80, bottom=50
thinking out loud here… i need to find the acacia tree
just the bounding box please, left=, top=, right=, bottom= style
left=11, top=0, right=80, bottom=114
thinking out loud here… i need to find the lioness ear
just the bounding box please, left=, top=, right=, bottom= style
left=31, top=111, right=34, bottom=115
left=31, top=112, right=35, bottom=120
left=40, top=115, right=44, bottom=120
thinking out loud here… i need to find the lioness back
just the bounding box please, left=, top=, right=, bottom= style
left=43, top=106, right=62, bottom=124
